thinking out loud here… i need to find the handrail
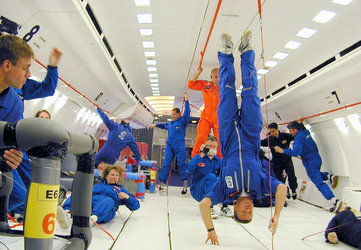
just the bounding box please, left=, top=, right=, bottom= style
left=278, top=101, right=361, bottom=126
left=198, top=0, right=223, bottom=69
left=35, top=59, right=112, bottom=115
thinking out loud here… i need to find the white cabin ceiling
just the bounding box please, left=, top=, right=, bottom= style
left=1, top=0, right=361, bottom=122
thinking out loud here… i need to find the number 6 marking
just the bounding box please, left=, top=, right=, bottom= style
left=42, top=213, right=55, bottom=234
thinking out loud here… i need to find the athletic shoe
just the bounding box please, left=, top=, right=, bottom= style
left=56, top=206, right=71, bottom=229
left=90, top=215, right=98, bottom=226
left=211, top=207, right=218, bottom=219
left=220, top=33, right=233, bottom=54
left=329, top=199, right=342, bottom=213
left=181, top=188, right=188, bottom=196
left=292, top=192, right=297, bottom=200
left=220, top=206, right=233, bottom=217
left=286, top=188, right=291, bottom=199
left=158, top=183, right=167, bottom=192
left=238, top=30, right=254, bottom=54
left=328, top=174, right=338, bottom=189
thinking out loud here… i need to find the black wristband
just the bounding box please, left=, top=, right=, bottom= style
left=207, top=228, right=214, bottom=232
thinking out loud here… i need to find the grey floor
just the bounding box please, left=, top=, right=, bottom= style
left=1, top=186, right=357, bottom=250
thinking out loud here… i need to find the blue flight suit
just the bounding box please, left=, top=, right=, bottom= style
left=0, top=67, right=58, bottom=212
left=187, top=154, right=221, bottom=202
left=63, top=181, right=140, bottom=223
left=325, top=209, right=361, bottom=249
left=253, top=156, right=277, bottom=207
left=283, top=128, right=334, bottom=200
left=206, top=51, right=282, bottom=205
left=156, top=100, right=190, bottom=183
left=95, top=108, right=141, bottom=167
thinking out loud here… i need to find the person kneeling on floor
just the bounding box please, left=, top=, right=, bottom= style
left=187, top=136, right=232, bottom=219
left=57, top=164, right=140, bottom=229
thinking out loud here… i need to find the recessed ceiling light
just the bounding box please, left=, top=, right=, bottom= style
left=147, top=100, right=174, bottom=105
left=137, top=14, right=152, bottom=24
left=265, top=61, right=278, bottom=67
left=152, top=87, right=160, bottom=91
left=296, top=27, right=317, bottom=38
left=149, top=73, right=158, bottom=78
left=257, top=69, right=269, bottom=75
left=135, top=0, right=150, bottom=6
left=273, top=52, right=289, bottom=60
left=147, top=67, right=157, bottom=72
left=144, top=51, right=155, bottom=57
left=313, top=10, right=336, bottom=23
left=153, top=93, right=160, bottom=96
left=146, top=59, right=156, bottom=65
left=150, top=83, right=159, bottom=87
left=284, top=40, right=302, bottom=49
left=150, top=79, right=158, bottom=83
left=332, top=0, right=352, bottom=5
left=140, top=29, right=153, bottom=36
left=142, top=41, right=154, bottom=48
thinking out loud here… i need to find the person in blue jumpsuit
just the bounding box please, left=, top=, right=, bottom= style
left=253, top=149, right=277, bottom=208
left=199, top=31, right=287, bottom=245
left=148, top=92, right=190, bottom=195
left=187, top=136, right=221, bottom=202
left=59, top=165, right=139, bottom=227
left=325, top=207, right=361, bottom=248
left=274, top=121, right=341, bottom=212
left=187, top=136, right=233, bottom=218
left=94, top=107, right=141, bottom=168
left=0, top=34, right=62, bottom=214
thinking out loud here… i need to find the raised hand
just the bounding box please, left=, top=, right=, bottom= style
left=48, top=47, right=63, bottom=67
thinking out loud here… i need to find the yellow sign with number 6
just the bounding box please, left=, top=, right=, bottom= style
left=24, top=183, right=59, bottom=238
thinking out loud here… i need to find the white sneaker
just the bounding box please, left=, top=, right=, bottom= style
left=220, top=206, right=233, bottom=217
left=90, top=215, right=98, bottom=226
left=181, top=188, right=188, bottom=196
left=220, top=33, right=233, bottom=54
left=158, top=183, right=167, bottom=193
left=238, top=30, right=253, bottom=54
left=328, top=174, right=338, bottom=189
left=211, top=207, right=218, bottom=219
left=329, top=198, right=342, bottom=213
left=56, top=206, right=71, bottom=229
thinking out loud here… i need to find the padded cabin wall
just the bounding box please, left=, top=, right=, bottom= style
left=23, top=98, right=99, bottom=134
left=290, top=113, right=361, bottom=210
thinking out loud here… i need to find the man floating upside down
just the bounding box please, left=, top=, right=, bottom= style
left=199, top=31, right=287, bottom=245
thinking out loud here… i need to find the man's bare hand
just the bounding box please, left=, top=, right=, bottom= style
left=327, top=232, right=338, bottom=244
left=268, top=215, right=279, bottom=235
left=147, top=124, right=156, bottom=130
left=274, top=146, right=284, bottom=154
left=184, top=92, right=189, bottom=101
left=4, top=149, right=23, bottom=169
left=48, top=48, right=63, bottom=67
left=205, top=231, right=219, bottom=245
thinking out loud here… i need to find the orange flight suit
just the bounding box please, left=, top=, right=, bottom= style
left=188, top=80, right=222, bottom=158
